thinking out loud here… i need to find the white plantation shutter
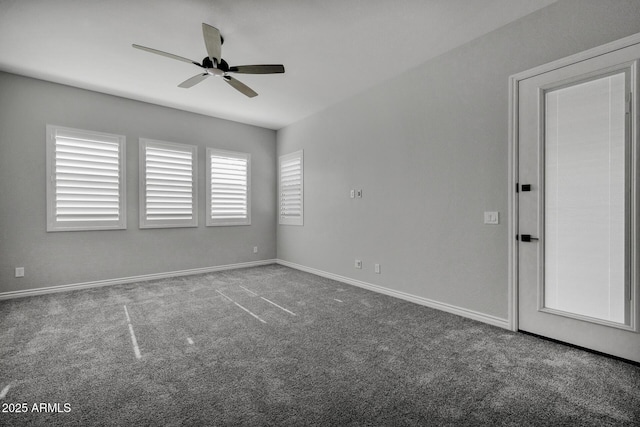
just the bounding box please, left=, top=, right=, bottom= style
left=140, top=139, right=197, bottom=228
left=279, top=150, right=303, bottom=225
left=46, top=125, right=126, bottom=231
left=207, top=149, right=251, bottom=226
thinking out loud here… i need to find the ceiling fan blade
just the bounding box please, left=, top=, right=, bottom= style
left=178, top=73, right=209, bottom=88
left=228, top=65, right=285, bottom=74
left=224, top=76, right=258, bottom=98
left=202, top=23, right=222, bottom=64
left=132, top=44, right=201, bottom=67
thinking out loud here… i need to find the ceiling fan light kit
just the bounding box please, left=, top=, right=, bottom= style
left=132, top=23, right=285, bottom=98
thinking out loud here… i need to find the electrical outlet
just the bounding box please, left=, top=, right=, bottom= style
left=15, top=267, right=24, bottom=278
left=350, top=189, right=355, bottom=199
left=253, top=246, right=258, bottom=253
left=484, top=211, right=499, bottom=225
left=374, top=263, right=381, bottom=274
left=355, top=259, right=362, bottom=269
left=356, top=189, right=363, bottom=198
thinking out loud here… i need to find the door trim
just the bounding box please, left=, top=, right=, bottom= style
left=508, top=31, right=640, bottom=332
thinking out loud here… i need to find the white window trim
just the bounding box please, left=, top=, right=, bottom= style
left=139, top=138, right=198, bottom=229
left=206, top=148, right=251, bottom=227
left=279, top=150, right=303, bottom=226
left=46, top=125, right=126, bottom=232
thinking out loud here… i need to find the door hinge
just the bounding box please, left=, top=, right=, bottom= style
left=626, top=92, right=632, bottom=114
left=516, top=183, right=519, bottom=193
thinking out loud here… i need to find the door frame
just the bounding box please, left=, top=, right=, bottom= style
left=508, top=32, right=640, bottom=332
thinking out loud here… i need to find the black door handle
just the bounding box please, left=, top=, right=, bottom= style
left=519, top=234, right=539, bottom=242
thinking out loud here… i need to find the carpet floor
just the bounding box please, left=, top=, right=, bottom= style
left=0, top=264, right=638, bottom=426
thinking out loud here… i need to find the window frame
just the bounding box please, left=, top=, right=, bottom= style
left=46, top=124, right=127, bottom=232
left=139, top=138, right=198, bottom=229
left=278, top=150, right=304, bottom=226
left=206, top=148, right=251, bottom=227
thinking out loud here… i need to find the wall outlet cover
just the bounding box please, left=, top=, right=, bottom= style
left=484, top=211, right=499, bottom=225
left=355, top=259, right=362, bottom=269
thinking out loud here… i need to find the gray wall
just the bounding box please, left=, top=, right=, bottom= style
left=0, top=72, right=276, bottom=293
left=276, top=0, right=640, bottom=320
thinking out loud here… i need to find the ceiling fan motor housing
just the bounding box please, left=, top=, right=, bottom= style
left=203, top=57, right=229, bottom=72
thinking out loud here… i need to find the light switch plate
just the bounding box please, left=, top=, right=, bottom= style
left=484, top=211, right=499, bottom=225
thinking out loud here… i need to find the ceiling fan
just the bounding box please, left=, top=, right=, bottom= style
left=132, top=23, right=285, bottom=98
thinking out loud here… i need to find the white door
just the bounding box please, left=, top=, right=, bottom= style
left=517, top=41, right=640, bottom=363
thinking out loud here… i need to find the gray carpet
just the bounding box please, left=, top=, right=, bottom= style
left=0, top=264, right=638, bottom=426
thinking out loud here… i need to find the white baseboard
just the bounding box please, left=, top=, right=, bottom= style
left=1, top=258, right=510, bottom=330
left=276, top=259, right=510, bottom=330
left=0, top=259, right=277, bottom=301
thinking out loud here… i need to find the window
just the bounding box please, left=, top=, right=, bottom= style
left=139, top=138, right=197, bottom=228
left=46, top=125, right=126, bottom=232
left=207, top=148, right=251, bottom=226
left=279, top=150, right=303, bottom=225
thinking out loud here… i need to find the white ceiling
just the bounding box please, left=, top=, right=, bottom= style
left=0, top=0, right=557, bottom=130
